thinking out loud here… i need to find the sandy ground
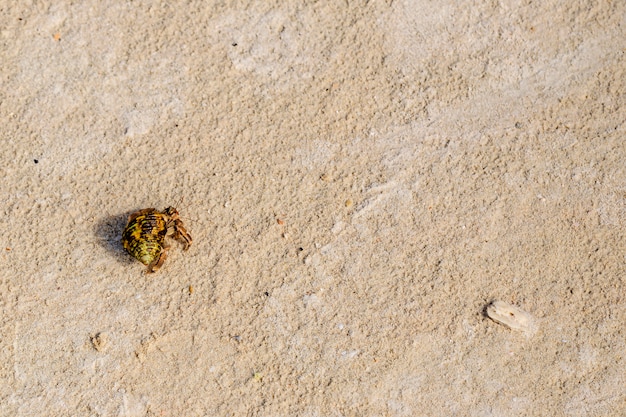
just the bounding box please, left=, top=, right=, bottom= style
left=1, top=1, right=625, bottom=416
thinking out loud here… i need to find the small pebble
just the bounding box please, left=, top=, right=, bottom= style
left=91, top=332, right=108, bottom=351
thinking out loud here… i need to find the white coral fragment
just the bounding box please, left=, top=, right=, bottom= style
left=486, top=301, right=537, bottom=335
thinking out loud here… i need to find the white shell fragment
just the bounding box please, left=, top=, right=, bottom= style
left=486, top=301, right=537, bottom=335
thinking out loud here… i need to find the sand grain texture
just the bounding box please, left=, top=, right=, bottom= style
left=1, top=1, right=625, bottom=416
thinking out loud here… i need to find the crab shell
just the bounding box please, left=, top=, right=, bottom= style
left=121, top=207, right=191, bottom=273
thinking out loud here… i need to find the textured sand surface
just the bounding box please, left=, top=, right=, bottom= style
left=1, top=1, right=625, bottom=416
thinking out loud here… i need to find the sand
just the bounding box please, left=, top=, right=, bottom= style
left=1, top=1, right=625, bottom=416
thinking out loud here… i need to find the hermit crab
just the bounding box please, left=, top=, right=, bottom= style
left=121, top=207, right=192, bottom=273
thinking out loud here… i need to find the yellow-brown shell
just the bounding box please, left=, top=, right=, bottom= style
left=121, top=207, right=191, bottom=273
left=122, top=208, right=167, bottom=266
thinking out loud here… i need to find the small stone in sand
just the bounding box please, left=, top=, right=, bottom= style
left=486, top=300, right=537, bottom=335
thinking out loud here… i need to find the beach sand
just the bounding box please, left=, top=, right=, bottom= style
left=1, top=1, right=625, bottom=415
